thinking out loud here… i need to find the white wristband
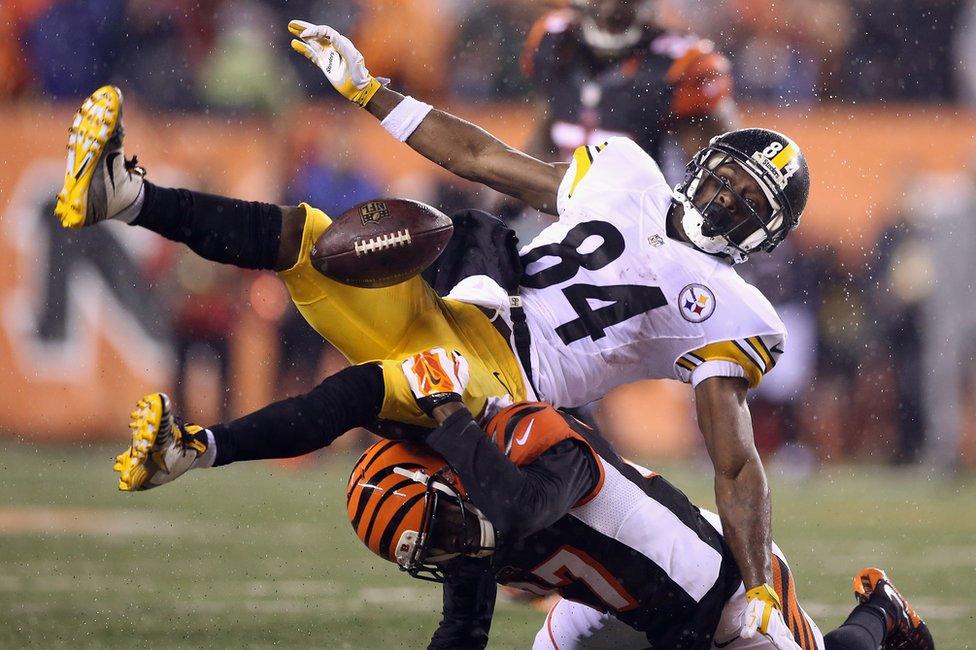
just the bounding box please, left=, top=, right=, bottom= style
left=380, top=96, right=433, bottom=142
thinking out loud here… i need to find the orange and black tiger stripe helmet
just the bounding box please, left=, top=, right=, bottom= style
left=346, top=440, right=450, bottom=565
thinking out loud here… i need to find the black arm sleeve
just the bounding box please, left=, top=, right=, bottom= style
left=425, top=410, right=599, bottom=541
left=429, top=556, right=496, bottom=650
left=209, top=363, right=384, bottom=466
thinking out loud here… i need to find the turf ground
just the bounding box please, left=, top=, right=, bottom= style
left=0, top=442, right=973, bottom=649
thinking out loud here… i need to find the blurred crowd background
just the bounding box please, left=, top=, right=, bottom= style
left=2, top=0, right=975, bottom=471
left=4, top=0, right=973, bottom=106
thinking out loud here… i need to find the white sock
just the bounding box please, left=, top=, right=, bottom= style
left=115, top=183, right=145, bottom=224
left=191, top=429, right=217, bottom=469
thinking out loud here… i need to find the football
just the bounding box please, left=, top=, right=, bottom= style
left=310, top=198, right=453, bottom=288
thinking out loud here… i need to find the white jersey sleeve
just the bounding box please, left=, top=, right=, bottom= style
left=673, top=277, right=787, bottom=389
left=555, top=137, right=671, bottom=220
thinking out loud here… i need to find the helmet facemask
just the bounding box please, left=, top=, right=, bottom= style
left=391, top=467, right=495, bottom=583
left=674, top=149, right=790, bottom=264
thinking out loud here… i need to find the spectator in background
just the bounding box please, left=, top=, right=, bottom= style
left=0, top=0, right=48, bottom=99
left=197, top=0, right=299, bottom=114
left=23, top=0, right=123, bottom=100
left=355, top=0, right=457, bottom=98
left=737, top=240, right=822, bottom=471
left=867, top=182, right=933, bottom=464
left=843, top=0, right=963, bottom=101
left=726, top=0, right=851, bottom=103
left=521, top=0, right=737, bottom=176
left=168, top=250, right=242, bottom=422
left=451, top=0, right=538, bottom=100
left=115, top=0, right=198, bottom=110
left=809, top=246, right=873, bottom=458
left=954, top=0, right=976, bottom=104
left=915, top=166, right=976, bottom=470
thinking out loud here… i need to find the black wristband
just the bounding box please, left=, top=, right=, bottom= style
left=416, top=391, right=463, bottom=418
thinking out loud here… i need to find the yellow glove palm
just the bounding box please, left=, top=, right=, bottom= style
left=287, top=20, right=383, bottom=107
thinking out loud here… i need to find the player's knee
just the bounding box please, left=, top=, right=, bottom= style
left=275, top=205, right=308, bottom=271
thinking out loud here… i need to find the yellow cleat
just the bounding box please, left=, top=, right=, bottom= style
left=114, top=393, right=207, bottom=492
left=54, top=85, right=145, bottom=228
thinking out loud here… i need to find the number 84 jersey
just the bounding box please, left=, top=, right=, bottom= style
left=520, top=137, right=787, bottom=408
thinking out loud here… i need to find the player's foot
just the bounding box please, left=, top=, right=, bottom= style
left=853, top=567, right=934, bottom=650
left=55, top=85, right=146, bottom=228
left=113, top=393, right=208, bottom=491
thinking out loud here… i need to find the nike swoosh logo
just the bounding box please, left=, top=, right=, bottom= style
left=515, top=419, right=534, bottom=446
left=74, top=151, right=95, bottom=180
left=106, top=152, right=120, bottom=189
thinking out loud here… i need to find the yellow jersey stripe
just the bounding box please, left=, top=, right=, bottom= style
left=568, top=145, right=593, bottom=197
left=771, top=142, right=798, bottom=171
left=688, top=340, right=763, bottom=387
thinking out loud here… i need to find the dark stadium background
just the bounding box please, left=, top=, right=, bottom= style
left=0, top=0, right=974, bottom=647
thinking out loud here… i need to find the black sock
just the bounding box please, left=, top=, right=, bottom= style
left=823, top=602, right=888, bottom=650
left=132, top=182, right=282, bottom=270
left=210, top=363, right=384, bottom=466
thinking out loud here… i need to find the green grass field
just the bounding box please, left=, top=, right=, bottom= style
left=1, top=443, right=973, bottom=649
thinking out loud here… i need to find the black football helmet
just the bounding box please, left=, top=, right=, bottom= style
left=672, top=128, right=810, bottom=263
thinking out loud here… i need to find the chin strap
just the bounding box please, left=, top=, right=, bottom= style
left=466, top=503, right=496, bottom=558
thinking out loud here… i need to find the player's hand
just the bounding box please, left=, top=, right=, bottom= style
left=739, top=584, right=802, bottom=650
left=401, top=347, right=470, bottom=418
left=287, top=20, right=385, bottom=107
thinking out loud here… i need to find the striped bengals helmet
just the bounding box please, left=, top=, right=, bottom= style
left=345, top=440, right=494, bottom=582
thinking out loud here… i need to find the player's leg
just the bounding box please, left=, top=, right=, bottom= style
left=114, top=363, right=384, bottom=491
left=278, top=202, right=529, bottom=425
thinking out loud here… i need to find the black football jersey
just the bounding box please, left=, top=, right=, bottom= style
left=524, top=11, right=732, bottom=162
left=487, top=409, right=742, bottom=649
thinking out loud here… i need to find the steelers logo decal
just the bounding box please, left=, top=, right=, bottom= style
left=678, top=284, right=716, bottom=323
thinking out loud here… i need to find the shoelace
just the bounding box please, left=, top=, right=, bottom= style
left=124, top=155, right=146, bottom=177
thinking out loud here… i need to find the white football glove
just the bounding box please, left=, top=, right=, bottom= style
left=739, top=584, right=802, bottom=650
left=288, top=20, right=385, bottom=107
left=401, top=347, right=470, bottom=417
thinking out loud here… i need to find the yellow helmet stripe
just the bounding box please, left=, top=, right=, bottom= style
left=771, top=142, right=799, bottom=172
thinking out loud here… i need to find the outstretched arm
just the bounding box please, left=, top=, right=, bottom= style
left=288, top=21, right=565, bottom=214
left=364, top=88, right=564, bottom=213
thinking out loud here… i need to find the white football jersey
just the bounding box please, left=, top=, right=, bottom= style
left=519, top=137, right=787, bottom=408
